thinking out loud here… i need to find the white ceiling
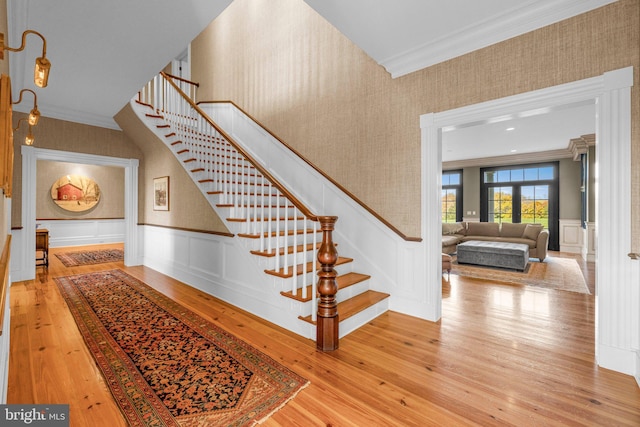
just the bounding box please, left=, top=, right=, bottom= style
left=7, top=0, right=233, bottom=129
left=442, top=100, right=596, bottom=164
left=6, top=0, right=612, bottom=154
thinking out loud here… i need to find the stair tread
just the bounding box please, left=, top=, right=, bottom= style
left=280, top=272, right=370, bottom=302
left=266, top=256, right=353, bottom=278
left=298, top=290, right=389, bottom=324
left=251, top=242, right=321, bottom=257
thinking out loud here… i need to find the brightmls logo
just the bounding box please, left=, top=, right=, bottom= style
left=1, top=405, right=69, bottom=426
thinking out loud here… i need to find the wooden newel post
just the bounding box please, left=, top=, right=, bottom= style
left=316, top=215, right=339, bottom=351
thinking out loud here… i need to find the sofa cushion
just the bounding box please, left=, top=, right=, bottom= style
left=523, top=224, right=544, bottom=240
left=442, top=222, right=465, bottom=235
left=500, top=222, right=527, bottom=238
left=466, top=221, right=500, bottom=237
left=442, top=235, right=462, bottom=247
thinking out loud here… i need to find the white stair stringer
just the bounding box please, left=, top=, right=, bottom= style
left=130, top=98, right=390, bottom=340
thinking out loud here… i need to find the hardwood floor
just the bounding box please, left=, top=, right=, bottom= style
left=8, top=244, right=640, bottom=426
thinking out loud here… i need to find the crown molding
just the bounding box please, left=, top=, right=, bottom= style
left=14, top=102, right=120, bottom=130
left=568, top=133, right=596, bottom=160
left=382, top=0, right=619, bottom=78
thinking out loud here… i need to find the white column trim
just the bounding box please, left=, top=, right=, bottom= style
left=420, top=66, right=635, bottom=377
left=596, top=67, right=635, bottom=375
left=420, top=113, right=442, bottom=321
left=14, top=147, right=140, bottom=281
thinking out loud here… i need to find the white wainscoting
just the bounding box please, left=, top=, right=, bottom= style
left=141, top=225, right=319, bottom=339
left=559, top=219, right=584, bottom=254
left=585, top=222, right=596, bottom=262
left=35, top=219, right=125, bottom=248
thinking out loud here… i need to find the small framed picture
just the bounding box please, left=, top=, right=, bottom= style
left=153, top=176, right=169, bottom=211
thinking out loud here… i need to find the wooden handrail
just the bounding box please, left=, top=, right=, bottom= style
left=198, top=100, right=422, bottom=243
left=161, top=72, right=319, bottom=222
left=0, top=235, right=11, bottom=336
left=162, top=72, right=200, bottom=87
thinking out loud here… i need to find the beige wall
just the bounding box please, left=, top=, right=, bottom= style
left=114, top=104, right=228, bottom=233
left=191, top=0, right=640, bottom=241
left=11, top=112, right=143, bottom=228
left=36, top=160, right=124, bottom=219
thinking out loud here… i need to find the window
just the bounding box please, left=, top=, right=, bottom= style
left=442, top=170, right=462, bottom=223
left=481, top=163, right=559, bottom=250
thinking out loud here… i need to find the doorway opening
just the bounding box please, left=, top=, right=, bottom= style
left=421, top=67, right=634, bottom=374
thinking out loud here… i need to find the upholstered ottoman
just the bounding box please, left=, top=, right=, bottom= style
left=456, top=240, right=529, bottom=271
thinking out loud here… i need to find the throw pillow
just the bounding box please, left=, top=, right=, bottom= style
left=500, top=222, right=526, bottom=238
left=523, top=224, right=543, bottom=240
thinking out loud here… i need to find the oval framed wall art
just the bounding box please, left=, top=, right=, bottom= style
left=51, top=174, right=101, bottom=212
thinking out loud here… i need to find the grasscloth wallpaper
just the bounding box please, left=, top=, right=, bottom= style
left=114, top=104, right=228, bottom=233
left=191, top=0, right=639, bottom=241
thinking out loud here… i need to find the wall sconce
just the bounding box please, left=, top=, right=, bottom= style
left=0, top=30, right=51, bottom=88
left=12, top=88, right=40, bottom=125
left=14, top=118, right=35, bottom=146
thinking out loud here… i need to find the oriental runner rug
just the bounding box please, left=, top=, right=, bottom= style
left=55, top=248, right=124, bottom=267
left=55, top=269, right=309, bottom=426
left=451, top=256, right=590, bottom=294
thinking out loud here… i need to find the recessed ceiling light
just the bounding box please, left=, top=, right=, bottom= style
left=506, top=127, right=515, bottom=131
left=510, top=149, right=517, bottom=153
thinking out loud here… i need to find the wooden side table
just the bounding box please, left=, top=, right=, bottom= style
left=36, top=229, right=49, bottom=267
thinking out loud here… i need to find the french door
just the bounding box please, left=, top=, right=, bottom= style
left=481, top=163, right=559, bottom=251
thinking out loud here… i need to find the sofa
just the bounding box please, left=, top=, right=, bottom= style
left=442, top=221, right=549, bottom=262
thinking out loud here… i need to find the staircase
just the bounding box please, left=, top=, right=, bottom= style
left=133, top=73, right=389, bottom=342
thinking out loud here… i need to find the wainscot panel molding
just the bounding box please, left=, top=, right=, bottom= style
left=141, top=225, right=319, bottom=338
left=559, top=219, right=584, bottom=254
left=422, top=67, right=637, bottom=379
left=34, top=219, right=125, bottom=248
left=200, top=103, right=433, bottom=321
left=585, top=221, right=596, bottom=262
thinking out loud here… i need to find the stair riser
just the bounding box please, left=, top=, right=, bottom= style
left=219, top=206, right=301, bottom=221
left=254, top=251, right=317, bottom=271
left=270, top=263, right=355, bottom=290
left=228, top=219, right=316, bottom=234
left=199, top=181, right=279, bottom=195
left=238, top=233, right=322, bottom=252
left=337, top=298, right=390, bottom=339
left=276, top=276, right=372, bottom=319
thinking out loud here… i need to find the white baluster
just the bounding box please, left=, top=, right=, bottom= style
left=259, top=176, right=265, bottom=252
left=302, top=215, right=308, bottom=300
left=292, top=213, right=297, bottom=295
left=267, top=182, right=273, bottom=254
left=283, top=199, right=289, bottom=276
left=274, top=193, right=280, bottom=271
left=312, top=220, right=318, bottom=322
